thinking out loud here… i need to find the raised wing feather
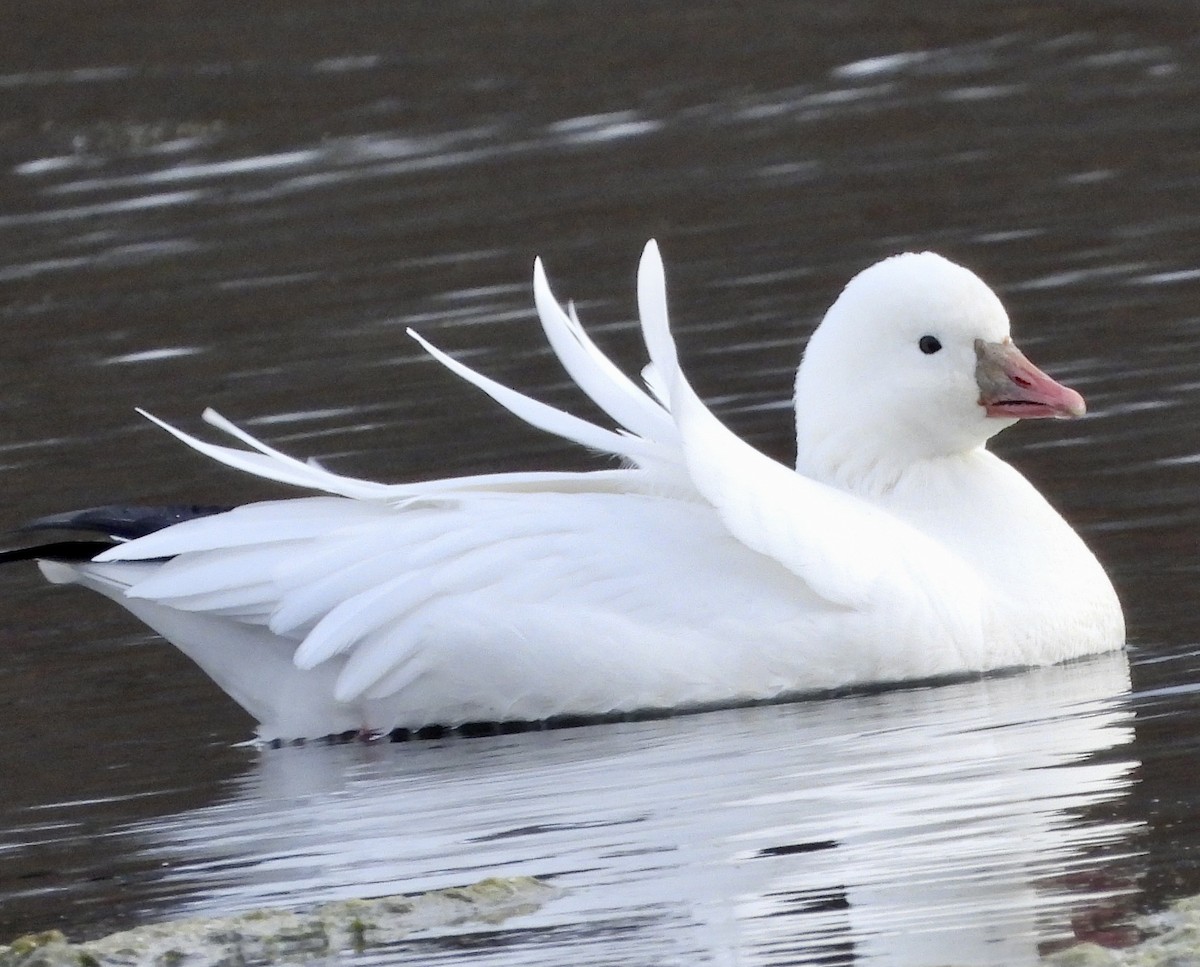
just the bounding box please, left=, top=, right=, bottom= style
left=405, top=329, right=657, bottom=464
left=532, top=258, right=678, bottom=445
left=120, top=244, right=706, bottom=510
left=407, top=261, right=688, bottom=484
left=136, top=409, right=396, bottom=500
left=127, top=409, right=683, bottom=508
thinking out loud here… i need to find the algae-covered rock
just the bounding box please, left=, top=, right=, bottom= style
left=0, top=932, right=81, bottom=967
left=0, top=877, right=557, bottom=967
left=1042, top=890, right=1200, bottom=967
left=1042, top=943, right=1127, bottom=967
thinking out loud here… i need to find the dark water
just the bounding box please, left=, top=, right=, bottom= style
left=3, top=2, right=1200, bottom=962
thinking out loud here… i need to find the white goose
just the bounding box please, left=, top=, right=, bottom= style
left=13, top=243, right=1124, bottom=739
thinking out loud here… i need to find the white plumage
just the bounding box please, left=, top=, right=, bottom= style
left=36, top=242, right=1125, bottom=739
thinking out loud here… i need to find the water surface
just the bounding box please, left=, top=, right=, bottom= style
left=3, top=2, right=1200, bottom=963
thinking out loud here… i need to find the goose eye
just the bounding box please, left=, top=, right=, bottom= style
left=918, top=335, right=942, bottom=355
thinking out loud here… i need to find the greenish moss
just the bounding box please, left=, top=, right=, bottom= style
left=0, top=876, right=558, bottom=967
left=346, top=919, right=368, bottom=954
left=8, top=933, right=67, bottom=956
left=1042, top=891, right=1200, bottom=967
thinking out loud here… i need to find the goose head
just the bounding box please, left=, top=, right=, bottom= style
left=793, top=252, right=1084, bottom=491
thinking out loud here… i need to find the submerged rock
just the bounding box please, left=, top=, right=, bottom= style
left=18, top=879, right=1200, bottom=967
left=1044, top=892, right=1200, bottom=966
left=0, top=876, right=557, bottom=967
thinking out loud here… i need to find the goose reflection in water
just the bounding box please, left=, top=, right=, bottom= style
left=121, top=651, right=1138, bottom=967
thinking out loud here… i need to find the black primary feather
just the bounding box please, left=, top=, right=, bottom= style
left=20, top=504, right=232, bottom=541
left=0, top=504, right=232, bottom=565
left=0, top=540, right=116, bottom=565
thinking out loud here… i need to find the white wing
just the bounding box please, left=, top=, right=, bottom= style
left=95, top=491, right=832, bottom=716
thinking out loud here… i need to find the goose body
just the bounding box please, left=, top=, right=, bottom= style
left=21, top=243, right=1124, bottom=739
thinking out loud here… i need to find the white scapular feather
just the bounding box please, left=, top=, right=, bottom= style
left=405, top=329, right=654, bottom=464
left=270, top=541, right=422, bottom=637
left=636, top=241, right=680, bottom=391
left=96, top=498, right=381, bottom=561
left=45, top=239, right=1125, bottom=740
left=135, top=409, right=395, bottom=500
left=641, top=363, right=669, bottom=408
left=274, top=514, right=543, bottom=641
left=125, top=543, right=309, bottom=601
left=335, top=619, right=426, bottom=704
left=532, top=258, right=678, bottom=445
left=153, top=584, right=278, bottom=619
left=297, top=571, right=434, bottom=672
